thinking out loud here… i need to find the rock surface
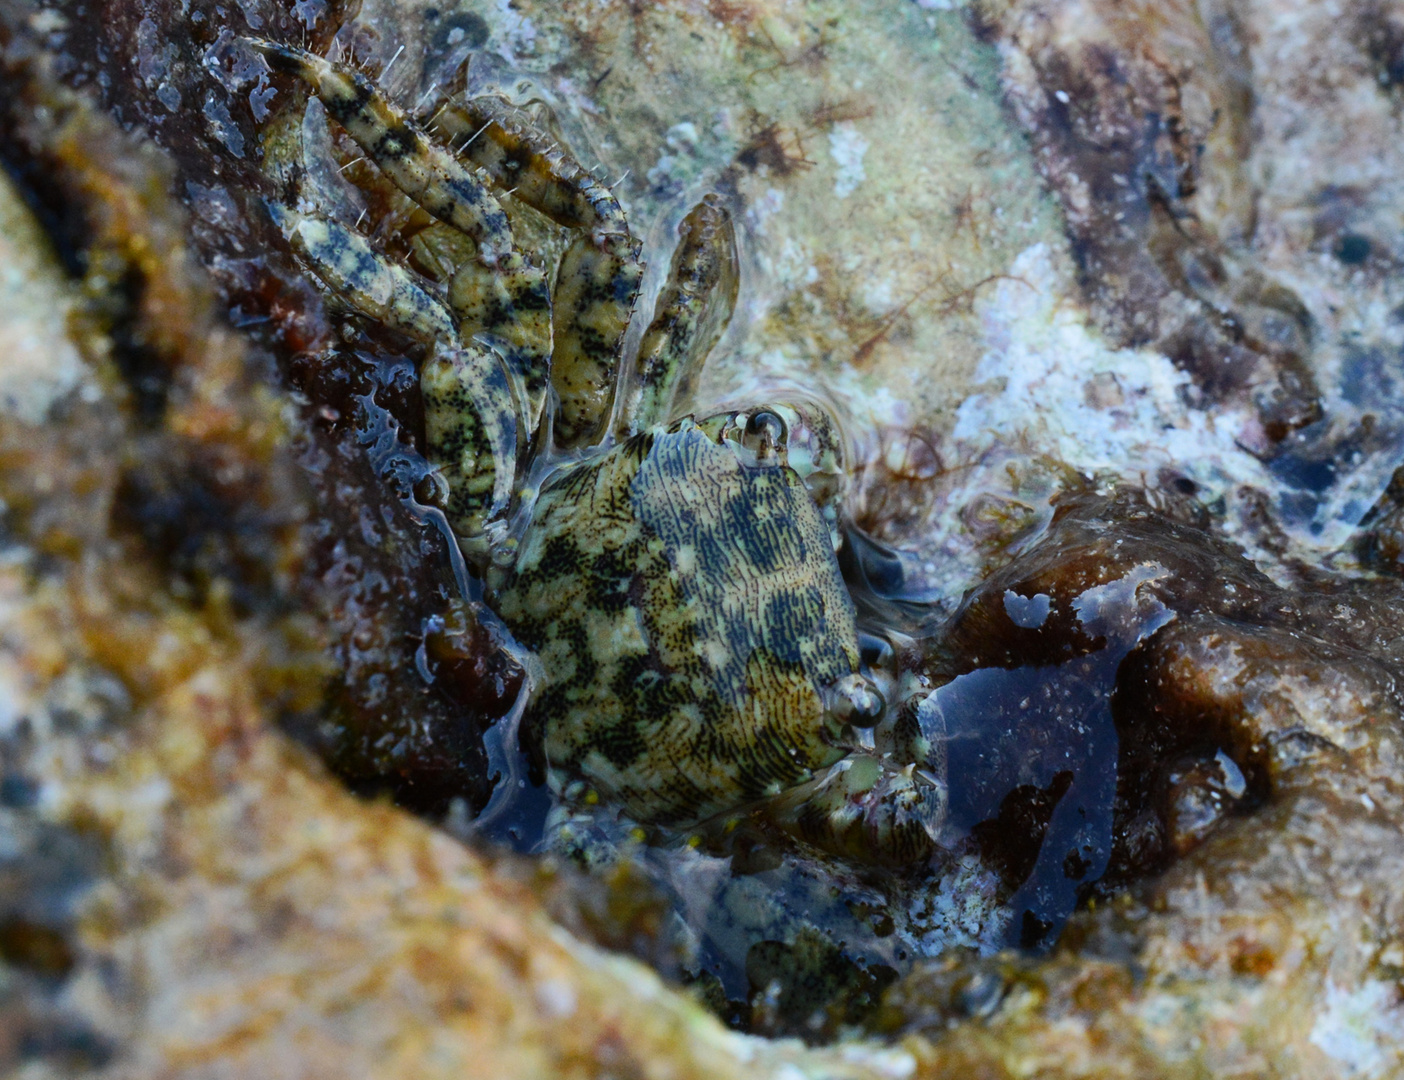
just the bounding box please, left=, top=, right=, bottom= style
left=2, top=0, right=1404, bottom=1077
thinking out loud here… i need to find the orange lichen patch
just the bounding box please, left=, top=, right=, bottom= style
left=2, top=47, right=248, bottom=435
left=1066, top=963, right=1136, bottom=1015
left=1228, top=937, right=1279, bottom=979
left=703, top=0, right=766, bottom=27
left=0, top=29, right=308, bottom=597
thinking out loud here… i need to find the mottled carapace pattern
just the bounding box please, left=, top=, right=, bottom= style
left=490, top=421, right=859, bottom=825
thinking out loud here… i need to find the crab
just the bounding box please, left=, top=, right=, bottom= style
left=251, top=39, right=947, bottom=866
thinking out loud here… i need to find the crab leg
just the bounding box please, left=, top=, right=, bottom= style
left=252, top=39, right=552, bottom=425
left=251, top=40, right=515, bottom=262
left=447, top=252, right=552, bottom=430
left=422, top=344, right=523, bottom=541
left=769, top=689, right=948, bottom=867
left=266, top=203, right=519, bottom=538
left=429, top=95, right=630, bottom=239
left=252, top=39, right=551, bottom=538
left=269, top=204, right=456, bottom=344
left=763, top=749, right=947, bottom=867
left=617, top=195, right=739, bottom=435
left=548, top=232, right=644, bottom=447
left=431, top=95, right=645, bottom=449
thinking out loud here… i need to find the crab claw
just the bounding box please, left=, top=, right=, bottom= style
left=761, top=750, right=947, bottom=867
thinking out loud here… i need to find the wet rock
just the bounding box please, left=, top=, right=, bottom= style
left=975, top=0, right=1326, bottom=448
left=876, top=488, right=1404, bottom=1074
left=4, top=0, right=1404, bottom=1075
left=975, top=0, right=1404, bottom=568
left=744, top=928, right=897, bottom=1043
left=1354, top=464, right=1404, bottom=574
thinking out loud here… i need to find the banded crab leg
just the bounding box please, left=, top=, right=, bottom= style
left=428, top=95, right=645, bottom=448
left=442, top=102, right=741, bottom=450
left=615, top=194, right=740, bottom=436
left=251, top=43, right=553, bottom=402
left=250, top=40, right=548, bottom=544
left=267, top=204, right=458, bottom=345
left=265, top=202, right=525, bottom=542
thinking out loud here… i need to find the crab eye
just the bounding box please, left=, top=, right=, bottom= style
left=827, top=673, right=886, bottom=729
left=741, top=409, right=787, bottom=461
left=846, top=680, right=886, bottom=727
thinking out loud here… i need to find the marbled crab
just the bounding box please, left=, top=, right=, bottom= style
left=253, top=39, right=947, bottom=866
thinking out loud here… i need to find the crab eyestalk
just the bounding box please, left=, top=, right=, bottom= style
left=707, top=400, right=849, bottom=549
left=774, top=402, right=847, bottom=531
